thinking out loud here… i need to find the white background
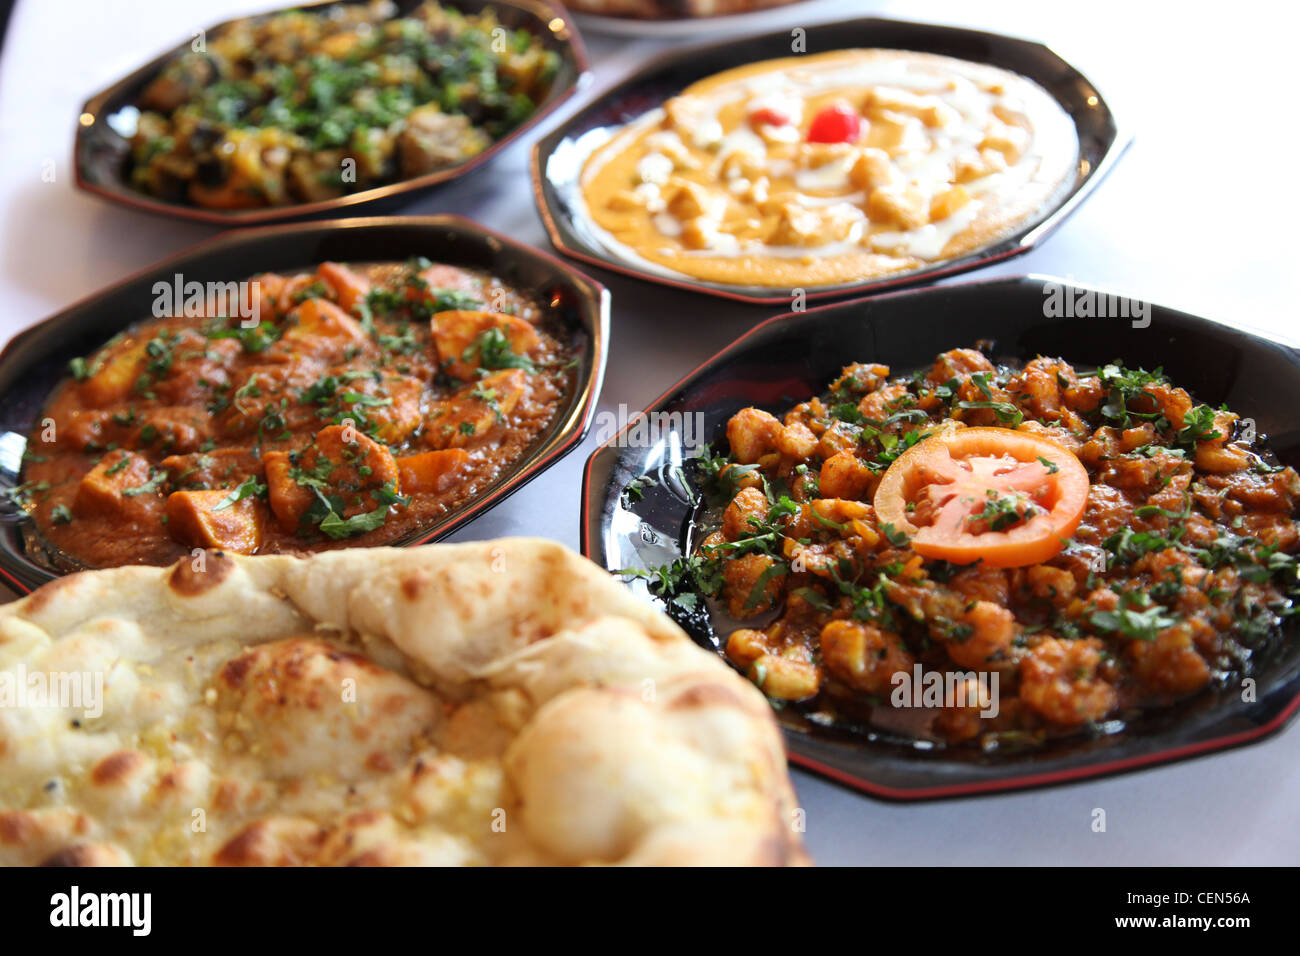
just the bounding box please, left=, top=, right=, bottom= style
left=0, top=0, right=1296, bottom=864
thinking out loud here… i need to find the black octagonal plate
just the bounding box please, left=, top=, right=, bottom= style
left=581, top=275, right=1300, bottom=799
left=534, top=16, right=1130, bottom=306
left=0, top=215, right=608, bottom=593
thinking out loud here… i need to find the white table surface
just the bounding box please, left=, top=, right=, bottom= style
left=1, top=0, right=1295, bottom=865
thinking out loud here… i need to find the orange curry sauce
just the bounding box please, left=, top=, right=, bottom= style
left=20, top=259, right=576, bottom=568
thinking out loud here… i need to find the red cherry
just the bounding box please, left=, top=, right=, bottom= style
left=749, top=106, right=792, bottom=127
left=807, top=103, right=863, bottom=144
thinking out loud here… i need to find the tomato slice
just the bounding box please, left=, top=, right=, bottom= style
left=873, top=426, right=1090, bottom=568
left=806, top=103, right=863, bottom=144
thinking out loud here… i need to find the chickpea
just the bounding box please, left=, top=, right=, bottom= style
left=723, top=552, right=785, bottom=619
left=1195, top=410, right=1251, bottom=474
left=820, top=620, right=914, bottom=695
left=748, top=653, right=820, bottom=701
left=1025, top=565, right=1077, bottom=604
left=722, top=486, right=769, bottom=540
left=1019, top=636, right=1117, bottom=726
left=726, top=408, right=782, bottom=464
left=776, top=422, right=819, bottom=461
left=725, top=628, right=771, bottom=669
left=1127, top=623, right=1211, bottom=697
left=947, top=600, right=1016, bottom=670
left=819, top=449, right=875, bottom=500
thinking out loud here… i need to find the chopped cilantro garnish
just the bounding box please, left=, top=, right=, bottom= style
left=122, top=469, right=166, bottom=497
left=213, top=476, right=267, bottom=511
left=464, top=327, right=536, bottom=372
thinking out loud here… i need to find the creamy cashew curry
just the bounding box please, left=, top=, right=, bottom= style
left=580, top=49, right=1077, bottom=288
left=17, top=260, right=577, bottom=569
left=631, top=349, right=1300, bottom=748
left=128, top=0, right=559, bottom=209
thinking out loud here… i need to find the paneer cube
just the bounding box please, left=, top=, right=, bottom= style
left=415, top=263, right=480, bottom=300
left=864, top=110, right=924, bottom=154
left=217, top=364, right=318, bottom=439
left=606, top=189, right=645, bottom=212
left=664, top=179, right=723, bottom=221
left=316, top=262, right=371, bottom=314
left=979, top=122, right=1029, bottom=164
left=73, top=450, right=155, bottom=518
left=767, top=204, right=855, bottom=247
left=866, top=86, right=956, bottom=128
left=424, top=369, right=528, bottom=449
left=165, top=489, right=263, bottom=554
left=867, top=184, right=930, bottom=230
left=263, top=424, right=400, bottom=532
left=431, top=311, right=541, bottom=382
left=60, top=405, right=209, bottom=454
left=268, top=298, right=371, bottom=363
left=849, top=147, right=896, bottom=191
left=132, top=406, right=210, bottom=454
left=929, top=185, right=972, bottom=222
left=80, top=341, right=147, bottom=406
left=396, top=448, right=470, bottom=495
left=263, top=450, right=312, bottom=533
left=275, top=273, right=326, bottom=316
left=60, top=410, right=113, bottom=451
left=248, top=273, right=287, bottom=321
left=162, top=447, right=262, bottom=490
left=333, top=373, right=424, bottom=445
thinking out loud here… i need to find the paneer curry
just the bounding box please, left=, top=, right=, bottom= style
left=633, top=348, right=1300, bottom=748
left=580, top=49, right=1077, bottom=288
left=20, top=259, right=576, bottom=568
left=128, top=0, right=559, bottom=209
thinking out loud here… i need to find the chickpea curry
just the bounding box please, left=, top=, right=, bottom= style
left=631, top=348, right=1300, bottom=748
left=129, top=0, right=560, bottom=209
left=19, top=259, right=577, bottom=569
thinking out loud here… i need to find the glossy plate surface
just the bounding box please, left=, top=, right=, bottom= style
left=0, top=215, right=608, bottom=593
left=75, top=0, right=588, bottom=226
left=573, top=0, right=816, bottom=38
left=534, top=16, right=1129, bottom=305
left=582, top=275, right=1300, bottom=798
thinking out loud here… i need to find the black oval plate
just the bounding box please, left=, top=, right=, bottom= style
left=581, top=275, right=1300, bottom=798
left=533, top=16, right=1130, bottom=306
left=75, top=0, right=588, bottom=226
left=0, top=215, right=608, bottom=593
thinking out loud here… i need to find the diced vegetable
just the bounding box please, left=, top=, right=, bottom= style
left=396, top=448, right=469, bottom=494
left=161, top=448, right=261, bottom=490
left=424, top=369, right=528, bottom=449
left=165, top=489, right=264, bottom=553
left=431, top=311, right=541, bottom=381
left=73, top=450, right=156, bottom=517
left=79, top=341, right=147, bottom=405
left=264, top=424, right=400, bottom=532
left=316, top=262, right=371, bottom=314
left=270, top=298, right=371, bottom=362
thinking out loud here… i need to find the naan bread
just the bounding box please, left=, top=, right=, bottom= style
left=0, top=539, right=807, bottom=866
